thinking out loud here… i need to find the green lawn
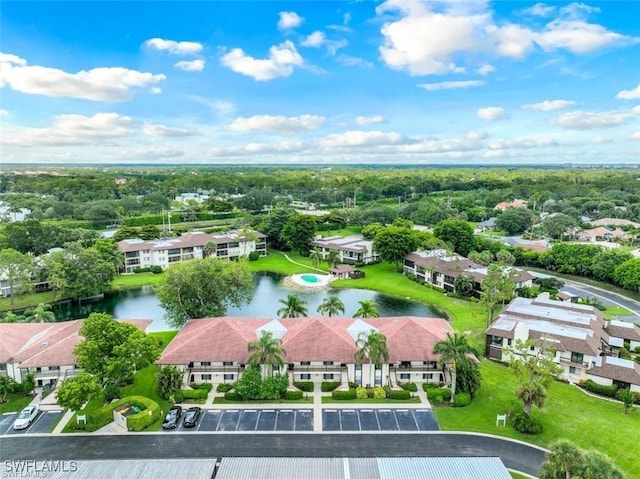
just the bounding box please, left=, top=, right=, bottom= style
left=603, top=305, right=635, bottom=320
left=110, top=272, right=165, bottom=290
left=321, top=397, right=421, bottom=404
left=0, top=394, right=33, bottom=414
left=434, top=360, right=640, bottom=479
left=509, top=472, right=529, bottom=479
left=0, top=291, right=56, bottom=312
left=248, top=251, right=326, bottom=275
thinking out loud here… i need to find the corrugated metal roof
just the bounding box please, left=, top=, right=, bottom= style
left=216, top=457, right=511, bottom=479
left=18, top=459, right=216, bottom=479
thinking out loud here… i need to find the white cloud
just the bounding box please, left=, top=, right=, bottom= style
left=631, top=131, right=640, bottom=141
left=489, top=23, right=536, bottom=59
left=328, top=12, right=352, bottom=33
left=212, top=100, right=237, bottom=116
left=559, top=3, right=601, bottom=20
left=144, top=38, right=203, bottom=55
left=0, top=109, right=8, bottom=116
left=317, top=130, right=410, bottom=148
left=518, top=3, right=556, bottom=17
left=278, top=11, right=304, bottom=31
left=336, top=55, right=373, bottom=68
left=0, top=54, right=165, bottom=102
left=418, top=80, right=485, bottom=91
left=301, top=31, right=326, bottom=48
left=356, top=115, right=385, bottom=126
left=522, top=99, right=576, bottom=111
left=209, top=141, right=305, bottom=157
left=150, top=87, right=162, bottom=95
left=0, top=53, right=27, bottom=66
left=174, top=59, right=205, bottom=72
left=136, top=147, right=185, bottom=159
left=229, top=114, right=325, bottom=133
left=2, top=113, right=135, bottom=146
left=534, top=20, right=629, bottom=54
left=616, top=83, right=640, bottom=100
left=555, top=110, right=632, bottom=130
left=476, top=64, right=496, bottom=76
left=486, top=137, right=558, bottom=149
left=220, top=40, right=303, bottom=81
left=477, top=107, right=506, bottom=121
left=142, top=123, right=199, bottom=137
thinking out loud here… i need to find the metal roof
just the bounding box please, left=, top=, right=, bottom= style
left=216, top=457, right=511, bottom=479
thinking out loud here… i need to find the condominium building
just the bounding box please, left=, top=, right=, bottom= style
left=311, top=235, right=379, bottom=265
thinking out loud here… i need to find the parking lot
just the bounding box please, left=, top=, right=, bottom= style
left=1, top=410, right=62, bottom=435
left=322, top=409, right=438, bottom=431
left=163, top=409, right=314, bottom=432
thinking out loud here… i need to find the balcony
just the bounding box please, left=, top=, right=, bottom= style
left=559, top=357, right=590, bottom=369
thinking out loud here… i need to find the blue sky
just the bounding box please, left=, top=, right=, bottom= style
left=1, top=0, right=639, bottom=165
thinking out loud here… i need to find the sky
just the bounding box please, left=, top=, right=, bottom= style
left=0, top=0, right=639, bottom=165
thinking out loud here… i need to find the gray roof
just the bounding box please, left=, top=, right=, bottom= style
left=216, top=457, right=511, bottom=479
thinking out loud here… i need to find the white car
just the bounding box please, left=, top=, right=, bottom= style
left=13, top=405, right=39, bottom=430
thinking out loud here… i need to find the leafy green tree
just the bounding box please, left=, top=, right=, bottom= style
left=495, top=250, right=515, bottom=265
left=540, top=243, right=600, bottom=276
left=433, top=332, right=479, bottom=402
left=1, top=311, right=24, bottom=323
left=281, top=215, right=317, bottom=255
left=317, top=295, right=345, bottom=317
left=469, top=250, right=493, bottom=266
left=23, top=303, right=56, bottom=323
left=259, top=208, right=295, bottom=250
left=55, top=372, right=102, bottom=412
left=156, top=257, right=253, bottom=327
left=353, top=299, right=379, bottom=318
left=592, top=249, right=632, bottom=284
left=277, top=294, right=308, bottom=318
left=508, top=339, right=562, bottom=416
left=454, top=274, right=476, bottom=297
left=481, top=263, right=516, bottom=323
left=0, top=376, right=17, bottom=403
left=354, top=331, right=390, bottom=367
left=248, top=331, right=286, bottom=377
left=74, top=313, right=161, bottom=386
left=373, top=225, right=418, bottom=272
left=156, top=366, right=184, bottom=399
left=326, top=249, right=340, bottom=268
left=543, top=214, right=576, bottom=239
left=433, top=219, right=475, bottom=256
left=495, top=207, right=534, bottom=235
left=0, top=248, right=33, bottom=305
left=309, top=248, right=321, bottom=269
left=613, top=258, right=640, bottom=292
left=234, top=364, right=263, bottom=400
left=361, top=222, right=384, bottom=240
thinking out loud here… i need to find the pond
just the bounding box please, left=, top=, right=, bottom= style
left=53, top=272, right=442, bottom=331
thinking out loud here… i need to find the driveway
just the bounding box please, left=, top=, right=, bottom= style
left=1, top=411, right=61, bottom=435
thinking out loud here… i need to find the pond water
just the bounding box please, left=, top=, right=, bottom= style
left=53, top=272, right=441, bottom=331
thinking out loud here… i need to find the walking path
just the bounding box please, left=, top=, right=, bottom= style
left=281, top=253, right=325, bottom=273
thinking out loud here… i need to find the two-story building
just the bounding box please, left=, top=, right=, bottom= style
left=311, top=235, right=379, bottom=265
left=157, top=316, right=456, bottom=388
left=118, top=230, right=267, bottom=273
left=403, top=249, right=534, bottom=294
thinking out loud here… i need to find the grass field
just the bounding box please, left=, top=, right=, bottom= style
left=434, top=360, right=640, bottom=479
left=212, top=397, right=313, bottom=405
left=0, top=291, right=56, bottom=312
left=0, top=394, right=33, bottom=414
left=110, top=272, right=165, bottom=290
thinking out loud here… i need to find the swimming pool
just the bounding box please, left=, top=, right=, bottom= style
left=300, top=274, right=321, bottom=283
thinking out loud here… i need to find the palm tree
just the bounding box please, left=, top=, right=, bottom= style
left=203, top=241, right=217, bottom=258
left=248, top=331, right=286, bottom=377
left=113, top=251, right=125, bottom=274
left=353, top=300, right=379, bottom=318
left=309, top=248, right=322, bottom=270
left=354, top=330, right=389, bottom=367
left=432, top=332, right=476, bottom=403
left=1, top=311, right=23, bottom=323
left=326, top=249, right=340, bottom=268
left=316, top=295, right=345, bottom=317
left=277, top=294, right=308, bottom=318
left=23, top=303, right=56, bottom=323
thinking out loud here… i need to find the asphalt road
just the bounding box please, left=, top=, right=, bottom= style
left=0, top=433, right=547, bottom=477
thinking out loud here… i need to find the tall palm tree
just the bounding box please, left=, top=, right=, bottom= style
left=277, top=294, right=308, bottom=318
left=326, top=249, right=340, bottom=268
left=354, top=331, right=389, bottom=367
left=309, top=248, right=322, bottom=270
left=23, top=303, right=56, bottom=323
left=432, top=332, right=476, bottom=403
left=203, top=241, right=217, bottom=258
left=113, top=251, right=126, bottom=274
left=316, top=295, right=345, bottom=317
left=247, top=331, right=286, bottom=377
left=353, top=300, right=379, bottom=318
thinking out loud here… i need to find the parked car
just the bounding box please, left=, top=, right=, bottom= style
left=13, top=405, right=39, bottom=430
left=182, top=407, right=202, bottom=428
left=162, top=406, right=183, bottom=430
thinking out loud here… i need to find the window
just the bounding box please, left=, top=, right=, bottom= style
left=571, top=352, right=584, bottom=364
left=323, top=374, right=333, bottom=380
left=569, top=367, right=576, bottom=375
left=374, top=367, right=382, bottom=386
left=301, top=374, right=311, bottom=380
left=300, top=361, right=311, bottom=366
left=49, top=366, right=59, bottom=371
left=272, top=365, right=280, bottom=371
left=200, top=361, right=211, bottom=366
left=0, top=363, right=6, bottom=371
left=202, top=374, right=212, bottom=381
left=355, top=364, right=362, bottom=384
left=228, top=242, right=240, bottom=248
left=507, top=339, right=512, bottom=347
left=223, top=361, right=233, bottom=366
left=423, top=373, right=433, bottom=380
left=323, top=361, right=333, bottom=366
left=530, top=345, right=536, bottom=352
left=223, top=374, right=234, bottom=381
left=400, top=373, right=410, bottom=380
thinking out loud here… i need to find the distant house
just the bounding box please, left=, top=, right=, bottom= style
left=494, top=199, right=528, bottom=211
left=157, top=316, right=458, bottom=387
left=403, top=249, right=534, bottom=294
left=0, top=320, right=151, bottom=386
left=311, top=235, right=379, bottom=265
left=329, top=265, right=364, bottom=280
left=118, top=230, right=267, bottom=273
left=175, top=192, right=210, bottom=205
left=485, top=296, right=640, bottom=391
left=591, top=218, right=640, bottom=228
left=476, top=217, right=497, bottom=231
left=575, top=227, right=629, bottom=243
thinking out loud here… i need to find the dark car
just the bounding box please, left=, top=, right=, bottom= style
left=182, top=407, right=202, bottom=428
left=162, top=406, right=183, bottom=430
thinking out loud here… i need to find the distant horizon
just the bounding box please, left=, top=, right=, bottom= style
left=1, top=1, right=639, bottom=165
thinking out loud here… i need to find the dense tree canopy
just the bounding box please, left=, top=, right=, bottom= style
left=433, top=219, right=475, bottom=256
left=281, top=215, right=317, bottom=255
left=495, top=207, right=534, bottom=235
left=373, top=226, right=419, bottom=272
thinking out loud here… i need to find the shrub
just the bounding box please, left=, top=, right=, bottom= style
left=634, top=346, right=640, bottom=354
left=453, top=392, right=471, bottom=407
left=386, top=389, right=411, bottom=400
left=171, top=391, right=184, bottom=403
left=512, top=411, right=543, bottom=434
left=426, top=387, right=451, bottom=401
left=88, top=396, right=160, bottom=432
left=422, top=382, right=439, bottom=391
left=150, top=265, right=163, bottom=274
left=190, top=383, right=213, bottom=392
left=356, top=387, right=368, bottom=400
left=286, top=390, right=304, bottom=400
left=373, top=387, right=386, bottom=399
left=179, top=389, right=208, bottom=401
left=331, top=389, right=357, bottom=400
left=348, top=382, right=359, bottom=390
left=216, top=383, right=234, bottom=393
left=321, top=381, right=340, bottom=392
left=618, top=347, right=632, bottom=360
left=248, top=251, right=260, bottom=261
left=584, top=379, right=618, bottom=398
left=399, top=382, right=418, bottom=392
left=432, top=395, right=444, bottom=405
left=224, top=391, right=241, bottom=401
left=104, top=384, right=121, bottom=403
left=294, top=381, right=314, bottom=392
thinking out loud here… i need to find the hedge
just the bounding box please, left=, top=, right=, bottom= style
left=87, top=396, right=160, bottom=432
left=453, top=392, right=471, bottom=407
left=356, top=387, right=368, bottom=399
left=294, top=381, right=314, bottom=392
left=386, top=389, right=411, bottom=400
left=512, top=411, right=543, bottom=434
left=584, top=379, right=618, bottom=398
left=426, top=387, right=451, bottom=401
left=422, top=382, right=440, bottom=391
left=190, top=383, right=213, bottom=392
left=224, top=391, right=242, bottom=401
left=216, top=383, right=234, bottom=393
left=331, top=389, right=357, bottom=400
left=286, top=390, right=304, bottom=400
left=321, top=381, right=340, bottom=392
left=178, top=389, right=208, bottom=401
left=373, top=387, right=386, bottom=399
left=399, top=382, right=418, bottom=392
